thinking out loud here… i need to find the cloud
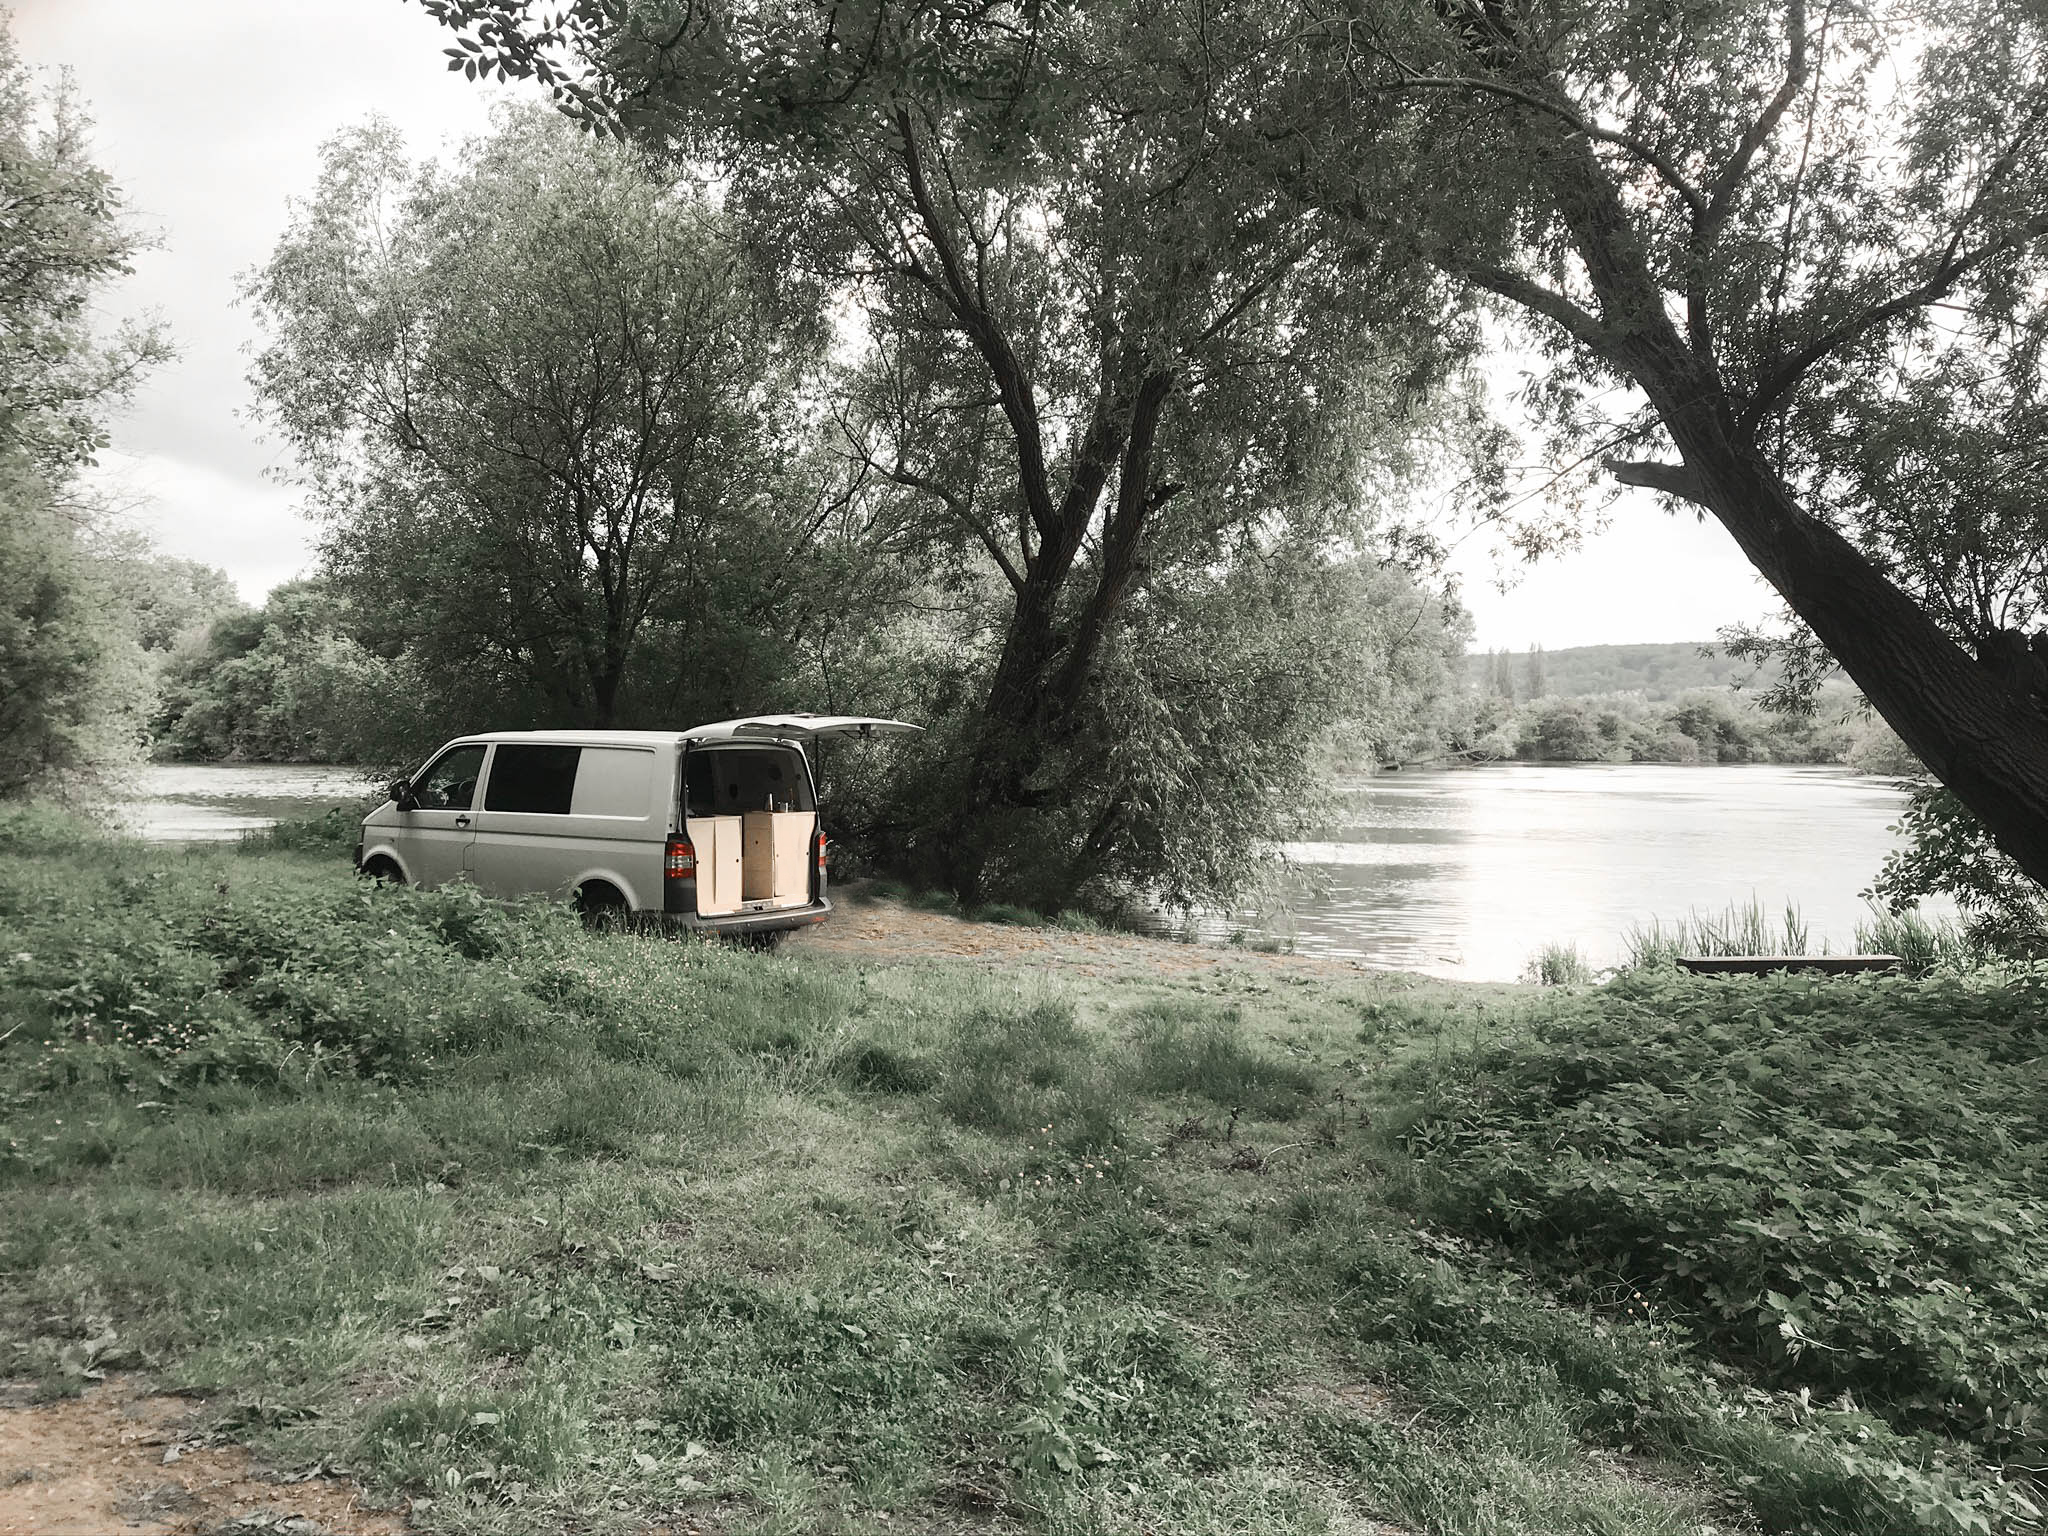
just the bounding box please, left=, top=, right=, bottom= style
left=87, top=449, right=314, bottom=603
left=13, top=0, right=536, bottom=595
left=1449, top=491, right=1776, bottom=650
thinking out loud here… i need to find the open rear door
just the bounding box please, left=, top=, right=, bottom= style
left=680, top=714, right=921, bottom=743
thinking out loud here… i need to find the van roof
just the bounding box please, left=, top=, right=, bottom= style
left=465, top=730, right=691, bottom=747
left=461, top=716, right=919, bottom=748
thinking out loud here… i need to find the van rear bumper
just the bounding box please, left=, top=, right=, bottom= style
left=660, top=897, right=832, bottom=936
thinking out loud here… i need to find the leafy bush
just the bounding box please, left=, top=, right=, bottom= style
left=0, top=854, right=562, bottom=1084
left=1397, top=970, right=2048, bottom=1470
left=1871, top=784, right=2048, bottom=961
left=239, top=802, right=372, bottom=853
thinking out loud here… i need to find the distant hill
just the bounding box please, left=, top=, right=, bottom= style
left=1465, top=642, right=1787, bottom=701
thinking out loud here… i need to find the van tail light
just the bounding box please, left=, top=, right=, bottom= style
left=665, top=838, right=697, bottom=879
left=814, top=830, right=828, bottom=869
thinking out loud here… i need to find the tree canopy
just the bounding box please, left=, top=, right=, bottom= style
left=414, top=0, right=1502, bottom=906
left=1248, top=0, right=2048, bottom=887
left=0, top=17, right=172, bottom=796
left=245, top=109, right=843, bottom=733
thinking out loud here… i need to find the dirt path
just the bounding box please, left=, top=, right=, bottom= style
left=790, top=892, right=1399, bottom=984
left=0, top=1378, right=400, bottom=1536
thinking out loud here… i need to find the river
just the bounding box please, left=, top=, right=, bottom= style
left=1261, top=763, right=1922, bottom=979
left=120, top=760, right=1921, bottom=982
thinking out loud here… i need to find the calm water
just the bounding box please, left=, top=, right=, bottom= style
left=118, top=764, right=376, bottom=841
left=120, top=761, right=1920, bottom=982
left=1259, top=763, right=1922, bottom=980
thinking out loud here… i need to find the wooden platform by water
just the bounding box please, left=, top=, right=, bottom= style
left=1678, top=954, right=1904, bottom=977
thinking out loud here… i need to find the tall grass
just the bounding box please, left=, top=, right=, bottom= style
left=1854, top=903, right=1978, bottom=976
left=1522, top=942, right=1594, bottom=986
left=1622, top=897, right=1817, bottom=969
left=1622, top=895, right=1984, bottom=976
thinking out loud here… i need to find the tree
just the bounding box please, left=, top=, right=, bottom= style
left=1262, top=0, right=2048, bottom=888
left=415, top=0, right=1500, bottom=904
left=0, top=16, right=169, bottom=795
left=1523, top=642, right=1546, bottom=700
left=152, top=579, right=430, bottom=764
left=1488, top=647, right=1516, bottom=702
left=246, top=110, right=836, bottom=733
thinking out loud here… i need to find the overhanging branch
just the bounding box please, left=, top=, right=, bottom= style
left=1605, top=457, right=1706, bottom=503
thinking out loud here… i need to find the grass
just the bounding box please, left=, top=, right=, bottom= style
left=1523, top=941, right=1595, bottom=985
left=1621, top=896, right=1980, bottom=978
left=1621, top=896, right=1818, bottom=969
left=1, top=805, right=2038, bottom=1534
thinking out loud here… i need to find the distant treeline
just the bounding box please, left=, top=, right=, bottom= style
left=1465, top=641, right=1795, bottom=703
left=1458, top=682, right=1915, bottom=771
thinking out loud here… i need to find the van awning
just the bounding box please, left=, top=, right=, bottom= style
left=680, top=714, right=922, bottom=743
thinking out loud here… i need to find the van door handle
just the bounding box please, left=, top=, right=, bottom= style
left=454, top=814, right=471, bottom=829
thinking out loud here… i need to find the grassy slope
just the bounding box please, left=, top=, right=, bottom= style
left=0, top=821, right=2020, bottom=1535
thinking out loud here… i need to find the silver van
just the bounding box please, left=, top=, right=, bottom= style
left=354, top=715, right=917, bottom=939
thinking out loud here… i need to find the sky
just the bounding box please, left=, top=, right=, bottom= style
left=11, top=0, right=1780, bottom=649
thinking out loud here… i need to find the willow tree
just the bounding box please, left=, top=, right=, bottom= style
left=418, top=0, right=1494, bottom=904
left=247, top=110, right=833, bottom=733
left=1260, top=0, right=2048, bottom=887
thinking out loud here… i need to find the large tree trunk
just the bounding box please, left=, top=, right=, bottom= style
left=1527, top=133, right=2048, bottom=890
left=1635, top=374, right=2048, bottom=888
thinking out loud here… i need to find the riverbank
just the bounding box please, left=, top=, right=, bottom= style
left=2, top=820, right=2034, bottom=1534
left=113, top=763, right=1926, bottom=981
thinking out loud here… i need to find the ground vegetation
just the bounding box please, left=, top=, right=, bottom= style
left=4, top=820, right=2043, bottom=1533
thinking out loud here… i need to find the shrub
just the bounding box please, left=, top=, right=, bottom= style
left=1397, top=969, right=2048, bottom=1468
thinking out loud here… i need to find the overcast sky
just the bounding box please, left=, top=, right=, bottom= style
left=12, top=0, right=1777, bottom=650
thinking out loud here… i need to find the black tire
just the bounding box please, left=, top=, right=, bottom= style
left=360, top=857, right=405, bottom=886
left=576, top=883, right=630, bottom=933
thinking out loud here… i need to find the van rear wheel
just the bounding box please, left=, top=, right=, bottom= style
left=576, top=883, right=630, bottom=933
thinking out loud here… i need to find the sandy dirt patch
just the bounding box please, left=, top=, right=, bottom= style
left=791, top=892, right=1391, bottom=984
left=0, top=1378, right=400, bottom=1536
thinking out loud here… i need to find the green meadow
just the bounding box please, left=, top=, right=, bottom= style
left=2, top=809, right=2040, bottom=1535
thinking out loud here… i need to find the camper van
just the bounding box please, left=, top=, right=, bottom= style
left=354, top=715, right=917, bottom=940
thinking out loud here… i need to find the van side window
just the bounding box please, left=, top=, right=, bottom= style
left=414, top=744, right=487, bottom=811
left=569, top=748, right=654, bottom=817
left=484, top=745, right=582, bottom=814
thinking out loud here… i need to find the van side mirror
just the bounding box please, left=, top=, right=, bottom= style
left=390, top=778, right=418, bottom=812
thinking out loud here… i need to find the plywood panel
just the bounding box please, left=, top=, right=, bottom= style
left=686, top=816, right=742, bottom=916
left=773, top=812, right=816, bottom=905
left=741, top=812, right=777, bottom=902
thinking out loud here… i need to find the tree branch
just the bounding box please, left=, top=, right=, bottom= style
left=893, top=106, right=1060, bottom=541
left=1744, top=207, right=2048, bottom=426
left=1383, top=76, right=1706, bottom=220
left=1689, top=0, right=1807, bottom=355
left=1605, top=457, right=1706, bottom=503
left=1456, top=261, right=1617, bottom=354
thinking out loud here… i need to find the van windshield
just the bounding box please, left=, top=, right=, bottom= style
left=683, top=746, right=815, bottom=817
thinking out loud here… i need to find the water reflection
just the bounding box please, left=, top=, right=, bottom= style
left=117, top=764, right=375, bottom=841
left=1262, top=763, right=1921, bottom=981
